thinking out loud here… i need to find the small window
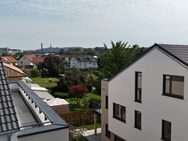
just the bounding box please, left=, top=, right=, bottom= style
left=163, top=75, right=184, bottom=99
left=39, top=110, right=42, bottom=114
left=135, top=72, right=142, bottom=103
left=44, top=116, right=48, bottom=121
left=105, top=124, right=111, bottom=138
left=113, top=103, right=126, bottom=123
left=114, top=135, right=125, bottom=141
left=105, top=96, right=108, bottom=109
left=162, top=120, right=171, bottom=141
left=135, top=110, right=142, bottom=130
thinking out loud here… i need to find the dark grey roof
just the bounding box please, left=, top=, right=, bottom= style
left=17, top=81, right=68, bottom=137
left=74, top=56, right=97, bottom=62
left=155, top=43, right=188, bottom=66
left=0, top=59, right=19, bottom=134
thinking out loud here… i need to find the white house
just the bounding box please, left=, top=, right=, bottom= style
left=0, top=59, right=69, bottom=141
left=70, top=56, right=98, bottom=69
left=17, top=54, right=45, bottom=69
left=101, top=43, right=188, bottom=141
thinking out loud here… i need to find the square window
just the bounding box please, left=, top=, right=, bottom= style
left=113, top=103, right=126, bottom=123
left=163, top=75, right=184, bottom=99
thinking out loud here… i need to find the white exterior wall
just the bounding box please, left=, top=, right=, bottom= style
left=70, top=57, right=98, bottom=69
left=70, top=58, right=79, bottom=68
left=108, top=48, right=188, bottom=141
left=18, top=128, right=69, bottom=141
left=17, top=57, right=37, bottom=69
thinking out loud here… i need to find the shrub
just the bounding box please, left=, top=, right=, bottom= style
left=30, top=69, right=40, bottom=78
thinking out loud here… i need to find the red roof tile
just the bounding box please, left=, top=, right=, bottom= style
left=1, top=56, right=17, bottom=64
left=25, top=54, right=45, bottom=64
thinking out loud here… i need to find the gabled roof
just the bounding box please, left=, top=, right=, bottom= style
left=109, top=43, right=188, bottom=81
left=25, top=54, right=45, bottom=64
left=1, top=56, right=17, bottom=64
left=0, top=59, right=19, bottom=134
left=154, top=43, right=188, bottom=67
left=73, top=56, right=97, bottom=62
left=3, top=63, right=26, bottom=77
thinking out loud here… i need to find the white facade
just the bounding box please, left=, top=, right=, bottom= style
left=70, top=57, right=98, bottom=69
left=17, top=57, right=37, bottom=69
left=108, top=47, right=188, bottom=141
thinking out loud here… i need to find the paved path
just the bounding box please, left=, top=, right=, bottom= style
left=82, top=128, right=101, bottom=141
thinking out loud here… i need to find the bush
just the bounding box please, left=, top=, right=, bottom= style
left=30, top=69, right=40, bottom=78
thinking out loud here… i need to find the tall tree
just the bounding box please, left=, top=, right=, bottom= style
left=42, top=55, right=63, bottom=77
left=98, top=41, right=147, bottom=79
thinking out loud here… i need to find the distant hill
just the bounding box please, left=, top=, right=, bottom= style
left=36, top=46, right=85, bottom=54
left=30, top=46, right=107, bottom=55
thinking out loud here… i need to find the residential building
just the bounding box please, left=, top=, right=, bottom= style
left=70, top=56, right=98, bottom=69
left=0, top=59, right=69, bottom=141
left=3, top=62, right=26, bottom=80
left=101, top=43, right=188, bottom=141
left=1, top=56, right=18, bottom=65
left=17, top=54, right=45, bottom=69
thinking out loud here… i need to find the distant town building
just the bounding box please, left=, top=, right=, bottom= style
left=70, top=56, right=98, bottom=69
left=0, top=47, right=22, bottom=55
left=17, top=54, right=45, bottom=69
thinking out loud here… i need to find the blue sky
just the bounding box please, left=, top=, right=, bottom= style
left=1, top=0, right=188, bottom=50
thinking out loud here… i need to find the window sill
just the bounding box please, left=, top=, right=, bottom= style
left=134, top=126, right=141, bottom=130
left=161, top=137, right=171, bottom=141
left=113, top=116, right=126, bottom=123
left=135, top=100, right=142, bottom=103
left=162, top=93, right=184, bottom=100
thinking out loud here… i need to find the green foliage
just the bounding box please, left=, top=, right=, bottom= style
left=41, top=54, right=64, bottom=77
left=30, top=69, right=41, bottom=78
left=65, top=93, right=101, bottom=111
left=57, top=69, right=96, bottom=92
left=98, top=41, right=147, bottom=79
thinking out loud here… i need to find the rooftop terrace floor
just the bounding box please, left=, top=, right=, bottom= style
left=11, top=91, right=38, bottom=127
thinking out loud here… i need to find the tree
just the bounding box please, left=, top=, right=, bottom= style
left=68, top=85, right=89, bottom=106
left=42, top=55, right=64, bottom=77
left=30, top=69, right=41, bottom=78
left=98, top=41, right=147, bottom=79
left=57, top=69, right=96, bottom=92
left=95, top=41, right=148, bottom=93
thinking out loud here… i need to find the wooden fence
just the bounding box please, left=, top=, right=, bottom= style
left=58, top=110, right=94, bottom=126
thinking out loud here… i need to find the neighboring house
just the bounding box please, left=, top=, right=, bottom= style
left=70, top=56, right=98, bottom=69
left=1, top=56, right=18, bottom=65
left=3, top=62, right=26, bottom=80
left=17, top=54, right=45, bottom=69
left=0, top=60, right=69, bottom=141
left=101, top=43, right=188, bottom=141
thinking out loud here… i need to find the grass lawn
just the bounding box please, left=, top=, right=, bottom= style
left=65, top=93, right=101, bottom=111
left=78, top=122, right=101, bottom=130
left=31, top=77, right=59, bottom=89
